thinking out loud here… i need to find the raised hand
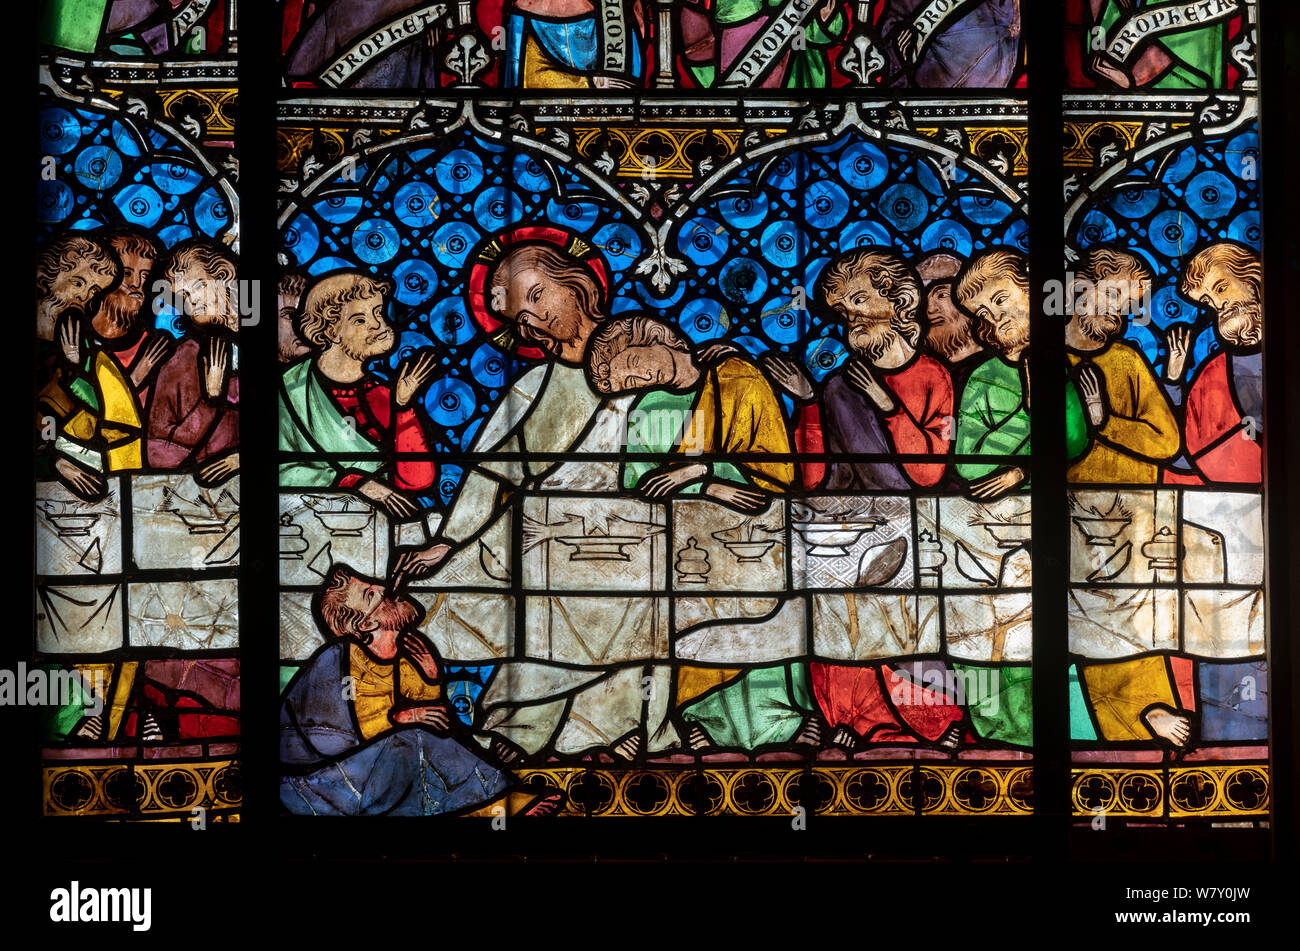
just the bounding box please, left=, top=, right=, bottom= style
left=401, top=631, right=440, bottom=681
left=969, top=466, right=1026, bottom=500
left=130, top=332, right=174, bottom=387
left=1077, top=365, right=1106, bottom=428
left=57, top=312, right=80, bottom=366
left=395, top=348, right=438, bottom=408
left=704, top=482, right=767, bottom=512
left=358, top=477, right=420, bottom=519
left=391, top=543, right=451, bottom=589
left=638, top=463, right=708, bottom=498
left=846, top=361, right=896, bottom=413
left=201, top=335, right=229, bottom=400
left=198, top=451, right=239, bottom=485
left=761, top=354, right=814, bottom=401
left=1166, top=325, right=1192, bottom=382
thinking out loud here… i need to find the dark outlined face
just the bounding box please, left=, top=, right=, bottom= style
left=330, top=291, right=394, bottom=362
left=967, top=275, right=1030, bottom=358
left=497, top=265, right=588, bottom=359
left=92, top=249, right=154, bottom=340
left=327, top=572, right=420, bottom=659
left=605, top=339, right=682, bottom=392
left=1186, top=261, right=1262, bottom=347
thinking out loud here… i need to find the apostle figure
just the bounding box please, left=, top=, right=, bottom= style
left=765, top=249, right=966, bottom=751
left=281, top=565, right=562, bottom=816
left=766, top=248, right=954, bottom=492
left=36, top=233, right=137, bottom=501
left=954, top=248, right=1089, bottom=498
left=586, top=315, right=812, bottom=752
left=1065, top=245, right=1194, bottom=750
left=146, top=239, right=240, bottom=484
left=1163, top=241, right=1263, bottom=486
left=1066, top=245, right=1180, bottom=483
left=278, top=270, right=439, bottom=517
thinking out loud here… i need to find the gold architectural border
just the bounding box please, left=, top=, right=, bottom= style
left=100, top=87, right=238, bottom=138
left=43, top=759, right=240, bottom=818
left=514, top=764, right=1033, bottom=817
left=1071, top=764, right=1269, bottom=819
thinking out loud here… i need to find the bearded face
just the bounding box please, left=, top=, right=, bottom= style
left=847, top=317, right=902, bottom=362
left=924, top=283, right=976, bottom=360
left=323, top=572, right=421, bottom=659
left=91, top=251, right=153, bottom=340
left=1189, top=262, right=1263, bottom=348
left=1077, top=309, right=1123, bottom=343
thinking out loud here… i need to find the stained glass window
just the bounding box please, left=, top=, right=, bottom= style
left=35, top=2, right=241, bottom=820
left=26, top=0, right=1287, bottom=862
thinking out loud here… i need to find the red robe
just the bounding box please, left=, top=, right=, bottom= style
left=800, top=353, right=963, bottom=744
left=796, top=352, right=953, bottom=490
left=328, top=377, right=437, bottom=493
left=1164, top=351, right=1262, bottom=485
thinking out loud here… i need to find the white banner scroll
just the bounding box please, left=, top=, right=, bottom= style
left=1105, top=0, right=1241, bottom=65
left=170, top=0, right=214, bottom=49
left=600, top=0, right=629, bottom=73
left=718, top=0, right=824, bottom=87
left=318, top=3, right=448, bottom=88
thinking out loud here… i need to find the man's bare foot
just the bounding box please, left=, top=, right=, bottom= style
left=612, top=732, right=643, bottom=761
left=491, top=737, right=524, bottom=765
left=686, top=724, right=712, bottom=751
left=936, top=723, right=962, bottom=751
left=794, top=716, right=823, bottom=746
left=519, top=790, right=565, bottom=817
left=831, top=725, right=859, bottom=751
left=1143, top=706, right=1191, bottom=748
left=75, top=714, right=104, bottom=740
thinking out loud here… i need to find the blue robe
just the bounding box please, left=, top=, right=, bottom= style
left=280, top=642, right=510, bottom=815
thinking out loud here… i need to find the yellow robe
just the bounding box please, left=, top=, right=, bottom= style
left=678, top=357, right=795, bottom=492
left=40, top=352, right=143, bottom=471
left=1081, top=656, right=1181, bottom=741
left=1067, top=343, right=1179, bottom=484
left=349, top=644, right=442, bottom=741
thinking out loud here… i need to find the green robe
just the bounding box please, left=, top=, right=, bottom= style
left=954, top=355, right=1088, bottom=485
left=621, top=387, right=812, bottom=750
left=691, top=0, right=847, bottom=89
left=278, top=359, right=383, bottom=488
left=1094, top=0, right=1225, bottom=89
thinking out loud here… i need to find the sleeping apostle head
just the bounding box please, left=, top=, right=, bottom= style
left=954, top=249, right=1031, bottom=363
left=91, top=227, right=162, bottom=341
left=1181, top=242, right=1263, bottom=349
left=316, top=565, right=423, bottom=660
left=1068, top=245, right=1151, bottom=350
left=916, top=252, right=980, bottom=365
left=296, top=271, right=398, bottom=378
left=585, top=316, right=701, bottom=395
left=819, top=249, right=923, bottom=368
left=487, top=242, right=607, bottom=364
left=165, top=239, right=241, bottom=333
left=36, top=233, right=121, bottom=341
